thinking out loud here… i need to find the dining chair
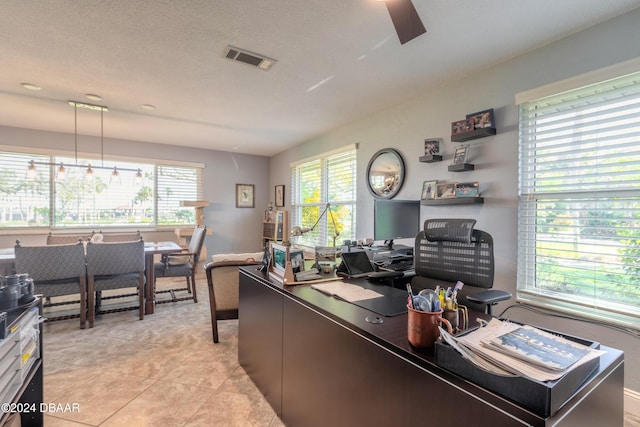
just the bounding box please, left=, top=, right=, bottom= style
left=154, top=225, right=206, bottom=304
left=14, top=241, right=88, bottom=328
left=90, top=230, right=141, bottom=242
left=85, top=239, right=146, bottom=327
left=46, top=232, right=88, bottom=245
left=204, top=252, right=263, bottom=343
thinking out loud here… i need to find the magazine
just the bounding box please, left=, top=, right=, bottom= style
left=450, top=319, right=604, bottom=382
left=487, top=324, right=593, bottom=371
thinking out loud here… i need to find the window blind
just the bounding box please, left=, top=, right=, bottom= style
left=517, top=70, right=640, bottom=328
left=0, top=149, right=202, bottom=229
left=0, top=151, right=50, bottom=227
left=291, top=148, right=357, bottom=247
left=156, top=165, right=202, bottom=225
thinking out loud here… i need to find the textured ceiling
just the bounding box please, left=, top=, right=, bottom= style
left=1, top=0, right=639, bottom=156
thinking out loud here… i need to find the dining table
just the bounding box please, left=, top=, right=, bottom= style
left=142, top=241, right=182, bottom=314
left=0, top=240, right=182, bottom=315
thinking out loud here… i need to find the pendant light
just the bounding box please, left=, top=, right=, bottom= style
left=27, top=100, right=142, bottom=182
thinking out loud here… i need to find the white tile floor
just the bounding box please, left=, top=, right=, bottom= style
left=42, top=272, right=284, bottom=426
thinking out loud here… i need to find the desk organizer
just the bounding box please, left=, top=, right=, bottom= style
left=434, top=325, right=600, bottom=417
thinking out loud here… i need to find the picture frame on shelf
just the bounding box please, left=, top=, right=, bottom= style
left=424, top=139, right=441, bottom=155
left=455, top=182, right=480, bottom=198
left=451, top=118, right=474, bottom=135
left=466, top=108, right=495, bottom=129
left=436, top=183, right=456, bottom=199
left=262, top=210, right=289, bottom=243
left=236, top=184, right=255, bottom=208
left=275, top=184, right=285, bottom=207
left=452, top=145, right=469, bottom=165
left=421, top=180, right=437, bottom=200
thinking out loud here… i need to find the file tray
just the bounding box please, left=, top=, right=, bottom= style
left=434, top=327, right=601, bottom=417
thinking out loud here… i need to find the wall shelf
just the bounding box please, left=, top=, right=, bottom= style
left=448, top=163, right=475, bottom=172
left=419, top=154, right=443, bottom=163
left=451, top=127, right=496, bottom=142
left=421, top=197, right=484, bottom=206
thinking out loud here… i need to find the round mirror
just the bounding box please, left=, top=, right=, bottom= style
left=366, top=148, right=405, bottom=199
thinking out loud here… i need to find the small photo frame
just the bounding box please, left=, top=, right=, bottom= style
left=424, top=139, right=441, bottom=155
left=466, top=108, right=495, bottom=129
left=289, top=249, right=305, bottom=274
left=436, top=183, right=456, bottom=199
left=455, top=182, right=479, bottom=198
left=270, top=242, right=294, bottom=283
left=421, top=180, right=437, bottom=200
left=275, top=184, right=285, bottom=207
left=452, top=145, right=468, bottom=165
left=451, top=118, right=474, bottom=135
left=236, top=184, right=255, bottom=208
left=271, top=242, right=289, bottom=274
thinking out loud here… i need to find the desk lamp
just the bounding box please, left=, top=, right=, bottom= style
left=291, top=203, right=340, bottom=248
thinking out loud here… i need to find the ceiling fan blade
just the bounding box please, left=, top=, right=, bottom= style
left=385, top=0, right=426, bottom=45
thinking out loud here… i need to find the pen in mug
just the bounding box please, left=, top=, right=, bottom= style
left=406, top=283, right=416, bottom=309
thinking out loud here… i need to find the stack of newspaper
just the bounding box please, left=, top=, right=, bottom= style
left=439, top=318, right=604, bottom=382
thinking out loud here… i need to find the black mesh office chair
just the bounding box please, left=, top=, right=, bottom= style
left=411, top=219, right=511, bottom=315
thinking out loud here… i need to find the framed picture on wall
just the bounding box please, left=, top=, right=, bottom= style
left=236, top=184, right=255, bottom=208
left=275, top=184, right=285, bottom=207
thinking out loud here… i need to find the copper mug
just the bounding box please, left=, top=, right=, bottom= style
left=407, top=306, right=453, bottom=348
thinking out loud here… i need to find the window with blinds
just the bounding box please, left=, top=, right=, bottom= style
left=156, top=165, right=202, bottom=225
left=0, top=152, right=50, bottom=227
left=517, top=70, right=640, bottom=328
left=0, top=149, right=202, bottom=229
left=291, top=147, right=357, bottom=248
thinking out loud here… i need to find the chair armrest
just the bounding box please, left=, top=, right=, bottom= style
left=466, top=289, right=511, bottom=306
left=167, top=251, right=196, bottom=258
left=204, top=259, right=261, bottom=271
left=161, top=250, right=194, bottom=261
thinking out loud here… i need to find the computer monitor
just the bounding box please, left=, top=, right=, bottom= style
left=374, top=199, right=421, bottom=250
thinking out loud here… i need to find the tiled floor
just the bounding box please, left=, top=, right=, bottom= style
left=40, top=270, right=640, bottom=426
left=42, top=271, right=283, bottom=426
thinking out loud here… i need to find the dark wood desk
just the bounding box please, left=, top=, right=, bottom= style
left=238, top=266, right=624, bottom=427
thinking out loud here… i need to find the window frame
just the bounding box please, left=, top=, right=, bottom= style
left=290, top=145, right=357, bottom=249
left=0, top=146, right=203, bottom=231
left=516, top=61, right=640, bottom=329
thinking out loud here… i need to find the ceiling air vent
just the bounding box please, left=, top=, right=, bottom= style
left=223, top=46, right=276, bottom=71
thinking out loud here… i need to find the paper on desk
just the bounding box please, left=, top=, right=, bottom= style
left=439, top=327, right=516, bottom=376
left=447, top=318, right=604, bottom=382
left=311, top=282, right=383, bottom=302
